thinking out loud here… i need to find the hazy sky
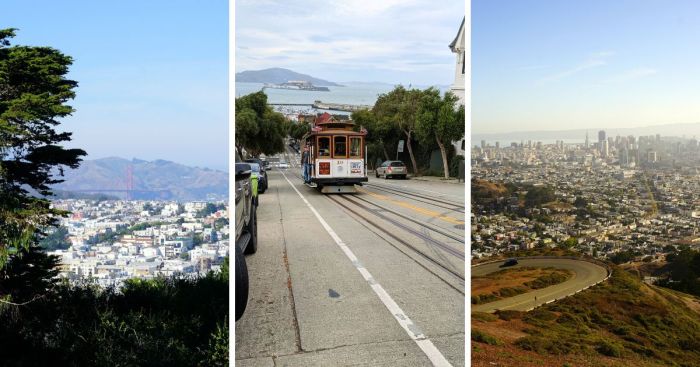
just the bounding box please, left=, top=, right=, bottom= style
left=235, top=0, right=464, bottom=86
left=473, top=0, right=700, bottom=134
left=2, top=0, right=228, bottom=170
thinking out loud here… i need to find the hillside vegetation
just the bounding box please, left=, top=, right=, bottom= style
left=473, top=267, right=700, bottom=366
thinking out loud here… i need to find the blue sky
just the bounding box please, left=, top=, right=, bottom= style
left=1, top=0, right=228, bottom=170
left=473, top=0, right=700, bottom=134
left=235, top=0, right=464, bottom=86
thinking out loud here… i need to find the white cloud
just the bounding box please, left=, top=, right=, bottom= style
left=536, top=51, right=614, bottom=85
left=604, top=67, right=658, bottom=83
left=234, top=0, right=464, bottom=84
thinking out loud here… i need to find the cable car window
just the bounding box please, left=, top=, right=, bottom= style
left=318, top=137, right=331, bottom=157
left=349, top=137, right=361, bottom=158
left=334, top=136, right=347, bottom=158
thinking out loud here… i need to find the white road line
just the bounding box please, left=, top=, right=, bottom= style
left=280, top=171, right=452, bottom=367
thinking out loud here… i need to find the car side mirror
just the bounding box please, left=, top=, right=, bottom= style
left=235, top=163, right=252, bottom=179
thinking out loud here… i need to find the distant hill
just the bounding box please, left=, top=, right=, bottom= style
left=235, top=67, right=341, bottom=86
left=53, top=157, right=227, bottom=201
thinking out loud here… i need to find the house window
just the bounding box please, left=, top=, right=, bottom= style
left=318, top=137, right=330, bottom=157
left=333, top=136, right=347, bottom=158
left=349, top=137, right=362, bottom=158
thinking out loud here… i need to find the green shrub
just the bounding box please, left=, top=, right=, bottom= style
left=496, top=310, right=524, bottom=321
left=472, top=330, right=502, bottom=346
left=596, top=340, right=623, bottom=357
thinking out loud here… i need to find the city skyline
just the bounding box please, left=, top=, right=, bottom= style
left=473, top=0, right=700, bottom=135
left=1, top=1, right=228, bottom=171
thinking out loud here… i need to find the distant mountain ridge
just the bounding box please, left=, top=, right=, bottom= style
left=235, top=67, right=341, bottom=86
left=53, top=157, right=227, bottom=201
left=474, top=122, right=700, bottom=142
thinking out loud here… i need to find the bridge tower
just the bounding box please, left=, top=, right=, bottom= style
left=125, top=164, right=134, bottom=200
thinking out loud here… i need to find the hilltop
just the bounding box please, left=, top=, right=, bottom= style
left=53, top=157, right=227, bottom=201
left=235, top=67, right=341, bottom=86
left=472, top=267, right=700, bottom=366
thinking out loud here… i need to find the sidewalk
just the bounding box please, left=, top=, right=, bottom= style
left=407, top=175, right=464, bottom=184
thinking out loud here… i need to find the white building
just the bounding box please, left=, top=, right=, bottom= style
left=449, top=17, right=466, bottom=157
left=449, top=17, right=466, bottom=106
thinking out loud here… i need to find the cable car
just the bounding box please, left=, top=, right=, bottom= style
left=303, top=113, right=367, bottom=193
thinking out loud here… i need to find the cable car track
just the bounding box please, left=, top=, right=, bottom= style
left=326, top=194, right=465, bottom=292
left=364, top=183, right=465, bottom=213
left=349, top=194, right=465, bottom=243
left=281, top=168, right=465, bottom=292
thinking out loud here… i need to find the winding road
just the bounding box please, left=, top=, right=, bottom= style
left=472, top=258, right=609, bottom=313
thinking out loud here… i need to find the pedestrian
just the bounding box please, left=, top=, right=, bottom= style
left=301, top=145, right=310, bottom=183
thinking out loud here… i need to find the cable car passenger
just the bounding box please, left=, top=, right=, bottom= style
left=301, top=145, right=310, bottom=183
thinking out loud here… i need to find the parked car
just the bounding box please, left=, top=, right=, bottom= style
left=278, top=161, right=289, bottom=169
left=376, top=160, right=407, bottom=179
left=245, top=157, right=267, bottom=171
left=235, top=155, right=258, bottom=321
left=501, top=258, right=519, bottom=267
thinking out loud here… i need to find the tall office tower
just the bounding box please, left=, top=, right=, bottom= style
left=481, top=140, right=486, bottom=149
left=598, top=130, right=606, bottom=143
left=621, top=148, right=629, bottom=166
left=648, top=150, right=658, bottom=163
left=602, top=140, right=609, bottom=158
left=585, top=131, right=589, bottom=148
left=495, top=141, right=500, bottom=149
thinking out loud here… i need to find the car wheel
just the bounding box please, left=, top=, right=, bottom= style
left=375, top=171, right=379, bottom=178
left=401, top=175, right=407, bottom=179
left=244, top=206, right=257, bottom=254
left=235, top=244, right=249, bottom=321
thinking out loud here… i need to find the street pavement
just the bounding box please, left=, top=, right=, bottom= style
left=471, top=258, right=609, bottom=313
left=235, top=168, right=465, bottom=366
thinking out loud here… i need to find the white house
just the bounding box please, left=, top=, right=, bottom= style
left=449, top=17, right=465, bottom=106
left=449, top=17, right=466, bottom=157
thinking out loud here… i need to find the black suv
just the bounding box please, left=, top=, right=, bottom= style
left=235, top=156, right=258, bottom=321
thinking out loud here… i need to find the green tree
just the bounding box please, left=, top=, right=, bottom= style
left=352, top=108, right=400, bottom=167
left=415, top=89, right=464, bottom=178
left=374, top=86, right=422, bottom=175
left=0, top=29, right=86, bottom=268
left=38, top=226, right=70, bottom=251
left=235, top=91, right=286, bottom=157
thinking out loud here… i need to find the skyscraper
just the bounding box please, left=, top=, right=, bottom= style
left=598, top=130, right=606, bottom=143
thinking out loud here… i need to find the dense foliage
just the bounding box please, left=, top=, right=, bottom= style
left=351, top=86, right=465, bottom=176
left=38, top=226, right=70, bottom=251
left=0, top=249, right=229, bottom=366
left=0, top=29, right=86, bottom=267
left=657, top=247, right=700, bottom=296
left=235, top=91, right=286, bottom=156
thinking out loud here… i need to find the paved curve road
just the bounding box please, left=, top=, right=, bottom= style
left=472, top=258, right=608, bottom=313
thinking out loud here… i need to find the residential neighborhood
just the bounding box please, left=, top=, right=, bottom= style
left=46, top=199, right=229, bottom=288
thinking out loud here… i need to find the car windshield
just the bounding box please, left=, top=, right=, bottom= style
left=390, top=161, right=405, bottom=167
left=249, top=163, right=260, bottom=172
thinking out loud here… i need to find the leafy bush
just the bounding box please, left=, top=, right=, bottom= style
left=472, top=330, right=502, bottom=346
left=596, top=340, right=623, bottom=357
left=0, top=250, right=228, bottom=366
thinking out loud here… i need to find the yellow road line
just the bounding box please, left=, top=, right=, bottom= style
left=358, top=187, right=465, bottom=225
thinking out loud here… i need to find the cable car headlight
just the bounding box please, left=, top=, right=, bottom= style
left=319, top=162, right=330, bottom=175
